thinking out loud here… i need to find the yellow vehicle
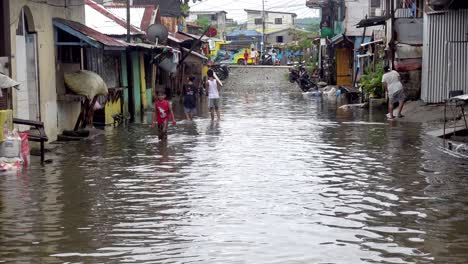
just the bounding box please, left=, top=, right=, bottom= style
left=213, top=46, right=256, bottom=65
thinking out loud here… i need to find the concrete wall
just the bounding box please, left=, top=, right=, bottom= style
left=9, top=0, right=85, bottom=141
left=187, top=12, right=226, bottom=39
left=266, top=30, right=295, bottom=46
left=344, top=0, right=383, bottom=37
left=246, top=11, right=295, bottom=33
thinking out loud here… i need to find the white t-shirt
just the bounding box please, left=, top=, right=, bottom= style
left=207, top=79, right=220, bottom=99
left=250, top=50, right=257, bottom=58
left=382, top=70, right=403, bottom=95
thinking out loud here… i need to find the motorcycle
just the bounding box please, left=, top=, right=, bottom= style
left=212, top=63, right=229, bottom=81
left=288, top=63, right=317, bottom=92
left=261, top=54, right=273, bottom=65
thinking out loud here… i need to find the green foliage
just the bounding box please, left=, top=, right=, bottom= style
left=295, top=17, right=320, bottom=34
left=181, top=2, right=190, bottom=16
left=359, top=63, right=384, bottom=98
left=194, top=17, right=211, bottom=33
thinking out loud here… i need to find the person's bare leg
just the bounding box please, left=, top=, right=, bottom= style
left=185, top=112, right=190, bottom=120
left=216, top=108, right=221, bottom=121
left=388, top=101, right=395, bottom=119
left=210, top=108, right=215, bottom=121
left=163, top=122, right=168, bottom=140
left=397, top=100, right=406, bottom=117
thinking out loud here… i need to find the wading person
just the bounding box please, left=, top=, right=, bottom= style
left=250, top=48, right=257, bottom=65
left=243, top=49, right=249, bottom=65
left=206, top=69, right=222, bottom=122
left=183, top=76, right=197, bottom=121
left=382, top=66, right=406, bottom=120
left=151, top=91, right=176, bottom=140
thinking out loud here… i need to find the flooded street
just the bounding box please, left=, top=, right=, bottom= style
left=1, top=67, right=468, bottom=263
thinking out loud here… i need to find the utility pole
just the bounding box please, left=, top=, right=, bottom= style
left=262, top=0, right=266, bottom=55
left=126, top=0, right=131, bottom=43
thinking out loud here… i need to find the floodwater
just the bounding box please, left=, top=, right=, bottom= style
left=1, top=68, right=468, bottom=264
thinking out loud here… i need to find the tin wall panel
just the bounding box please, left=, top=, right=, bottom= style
left=421, top=9, right=468, bottom=103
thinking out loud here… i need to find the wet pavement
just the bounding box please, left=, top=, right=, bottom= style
left=1, top=68, right=468, bottom=263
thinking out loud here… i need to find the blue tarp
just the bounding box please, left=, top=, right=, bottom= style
left=227, top=30, right=261, bottom=37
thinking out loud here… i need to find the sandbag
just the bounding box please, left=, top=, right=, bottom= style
left=64, top=70, right=108, bottom=99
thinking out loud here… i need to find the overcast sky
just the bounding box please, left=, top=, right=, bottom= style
left=189, top=0, right=320, bottom=22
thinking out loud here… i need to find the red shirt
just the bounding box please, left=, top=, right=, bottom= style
left=155, top=100, right=170, bottom=124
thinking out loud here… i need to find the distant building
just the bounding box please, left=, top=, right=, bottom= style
left=244, top=9, right=297, bottom=33
left=187, top=11, right=228, bottom=39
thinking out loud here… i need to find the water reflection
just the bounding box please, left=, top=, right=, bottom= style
left=0, top=68, right=468, bottom=263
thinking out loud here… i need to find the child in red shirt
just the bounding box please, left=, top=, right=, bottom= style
left=151, top=91, right=176, bottom=140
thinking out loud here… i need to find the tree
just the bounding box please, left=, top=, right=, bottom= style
left=194, top=16, right=211, bottom=34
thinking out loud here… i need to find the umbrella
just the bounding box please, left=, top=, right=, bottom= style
left=0, top=73, right=20, bottom=89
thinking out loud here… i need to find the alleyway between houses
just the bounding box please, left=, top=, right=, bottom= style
left=2, top=67, right=468, bottom=263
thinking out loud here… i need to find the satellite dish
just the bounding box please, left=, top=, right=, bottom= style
left=147, top=24, right=169, bottom=44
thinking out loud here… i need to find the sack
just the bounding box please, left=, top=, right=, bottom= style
left=64, top=70, right=108, bottom=99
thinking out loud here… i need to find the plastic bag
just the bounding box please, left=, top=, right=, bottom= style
left=19, top=132, right=30, bottom=166
left=0, top=130, right=21, bottom=158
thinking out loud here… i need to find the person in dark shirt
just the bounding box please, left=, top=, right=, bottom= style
left=183, top=76, right=197, bottom=121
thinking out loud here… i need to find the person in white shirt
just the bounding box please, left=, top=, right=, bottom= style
left=250, top=48, right=257, bottom=65
left=206, top=69, right=222, bottom=121
left=382, top=66, right=406, bottom=120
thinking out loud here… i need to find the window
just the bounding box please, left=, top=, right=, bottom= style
left=275, top=18, right=282, bottom=24
left=276, top=36, right=284, bottom=43
left=369, top=0, right=382, bottom=17
left=255, top=18, right=263, bottom=25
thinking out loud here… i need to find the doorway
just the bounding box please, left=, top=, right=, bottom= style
left=336, top=47, right=353, bottom=86
left=15, top=7, right=40, bottom=121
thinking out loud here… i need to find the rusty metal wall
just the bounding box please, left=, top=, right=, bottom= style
left=421, top=9, right=468, bottom=103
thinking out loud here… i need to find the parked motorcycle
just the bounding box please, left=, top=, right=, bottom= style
left=212, top=63, right=229, bottom=81
left=261, top=54, right=273, bottom=65
left=288, top=63, right=317, bottom=92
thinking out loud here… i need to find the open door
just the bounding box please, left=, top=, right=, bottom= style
left=15, top=7, right=40, bottom=121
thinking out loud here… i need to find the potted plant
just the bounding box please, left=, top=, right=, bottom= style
left=359, top=64, right=384, bottom=99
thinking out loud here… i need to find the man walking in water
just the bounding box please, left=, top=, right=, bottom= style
left=206, top=68, right=222, bottom=121
left=382, top=66, right=406, bottom=120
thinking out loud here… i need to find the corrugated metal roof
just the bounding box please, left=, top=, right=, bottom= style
left=105, top=0, right=182, bottom=17
left=85, top=0, right=144, bottom=36
left=104, top=5, right=155, bottom=32
left=168, top=32, right=194, bottom=43
left=53, top=18, right=127, bottom=48
left=422, top=9, right=468, bottom=103
left=182, top=48, right=208, bottom=60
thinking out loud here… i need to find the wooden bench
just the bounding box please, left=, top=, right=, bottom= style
left=13, top=118, right=48, bottom=163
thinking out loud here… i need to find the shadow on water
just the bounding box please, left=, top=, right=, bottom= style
left=1, top=68, right=468, bottom=263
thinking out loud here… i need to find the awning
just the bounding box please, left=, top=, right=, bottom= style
left=53, top=18, right=126, bottom=50
left=330, top=34, right=353, bottom=46
left=356, top=16, right=387, bottom=28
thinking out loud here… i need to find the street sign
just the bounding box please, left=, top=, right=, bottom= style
left=205, top=27, right=217, bottom=38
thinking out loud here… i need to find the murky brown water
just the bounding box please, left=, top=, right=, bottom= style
left=1, top=68, right=468, bottom=263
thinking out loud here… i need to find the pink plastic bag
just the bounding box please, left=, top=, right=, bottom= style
left=19, top=132, right=30, bottom=166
